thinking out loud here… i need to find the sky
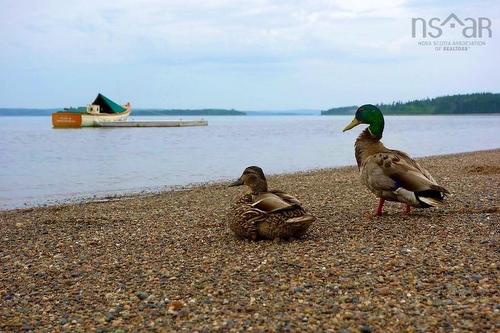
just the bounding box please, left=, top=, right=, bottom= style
left=0, top=0, right=498, bottom=109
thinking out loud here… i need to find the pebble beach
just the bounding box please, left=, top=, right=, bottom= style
left=1, top=149, right=499, bottom=332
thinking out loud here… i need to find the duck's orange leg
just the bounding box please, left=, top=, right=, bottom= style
left=376, top=198, right=385, bottom=216
left=404, top=204, right=411, bottom=214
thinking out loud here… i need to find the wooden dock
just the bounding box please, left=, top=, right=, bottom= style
left=96, top=119, right=208, bottom=128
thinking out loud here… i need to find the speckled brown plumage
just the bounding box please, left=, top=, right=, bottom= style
left=228, top=191, right=315, bottom=240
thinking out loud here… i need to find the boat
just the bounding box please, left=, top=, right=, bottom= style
left=52, top=93, right=131, bottom=128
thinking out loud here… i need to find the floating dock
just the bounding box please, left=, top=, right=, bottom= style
left=96, top=119, right=208, bottom=128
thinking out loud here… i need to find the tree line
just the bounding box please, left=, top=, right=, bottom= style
left=321, top=93, right=500, bottom=115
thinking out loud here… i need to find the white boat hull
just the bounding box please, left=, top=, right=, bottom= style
left=52, top=108, right=131, bottom=128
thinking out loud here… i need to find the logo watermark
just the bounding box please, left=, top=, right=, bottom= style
left=411, top=13, right=492, bottom=51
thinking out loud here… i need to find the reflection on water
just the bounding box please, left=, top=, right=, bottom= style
left=0, top=115, right=499, bottom=209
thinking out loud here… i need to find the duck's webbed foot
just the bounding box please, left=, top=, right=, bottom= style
left=363, top=198, right=385, bottom=220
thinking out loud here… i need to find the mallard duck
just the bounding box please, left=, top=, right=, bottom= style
left=228, top=166, right=315, bottom=240
left=343, top=104, right=449, bottom=216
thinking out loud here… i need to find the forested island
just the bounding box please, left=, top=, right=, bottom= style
left=321, top=93, right=500, bottom=115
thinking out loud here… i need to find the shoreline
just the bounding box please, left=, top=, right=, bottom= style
left=1, top=149, right=499, bottom=331
left=321, top=113, right=500, bottom=116
left=2, top=113, right=500, bottom=117
left=3, top=148, right=500, bottom=213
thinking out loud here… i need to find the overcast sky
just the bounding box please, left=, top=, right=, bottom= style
left=0, top=0, right=498, bottom=109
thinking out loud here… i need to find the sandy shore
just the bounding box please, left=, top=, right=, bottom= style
left=1, top=150, right=499, bottom=332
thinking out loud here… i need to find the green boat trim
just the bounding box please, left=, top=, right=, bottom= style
left=58, top=93, right=126, bottom=114
left=92, top=93, right=126, bottom=113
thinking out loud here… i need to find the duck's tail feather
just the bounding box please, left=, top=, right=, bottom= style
left=416, top=187, right=448, bottom=207
left=430, top=184, right=450, bottom=195
left=418, top=196, right=444, bottom=207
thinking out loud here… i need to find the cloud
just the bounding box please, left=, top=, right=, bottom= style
left=0, top=0, right=498, bottom=108
left=0, top=0, right=413, bottom=66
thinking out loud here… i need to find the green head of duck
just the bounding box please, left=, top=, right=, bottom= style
left=343, top=104, right=385, bottom=139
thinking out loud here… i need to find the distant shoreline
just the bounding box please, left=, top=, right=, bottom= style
left=321, top=113, right=500, bottom=116
left=1, top=110, right=500, bottom=117
left=3, top=92, right=500, bottom=116
left=321, top=92, right=500, bottom=115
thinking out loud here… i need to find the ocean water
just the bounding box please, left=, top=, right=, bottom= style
left=0, top=115, right=499, bottom=209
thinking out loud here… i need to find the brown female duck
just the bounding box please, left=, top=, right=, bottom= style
left=343, top=104, right=449, bottom=216
left=228, top=166, right=315, bottom=240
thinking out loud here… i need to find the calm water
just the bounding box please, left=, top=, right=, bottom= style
left=0, top=115, right=499, bottom=209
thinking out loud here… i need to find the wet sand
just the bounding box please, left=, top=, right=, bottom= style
left=1, top=149, right=499, bottom=332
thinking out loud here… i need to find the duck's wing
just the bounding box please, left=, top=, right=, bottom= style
left=390, top=149, right=438, bottom=184
left=382, top=150, right=449, bottom=194
left=270, top=190, right=302, bottom=206
left=364, top=151, right=449, bottom=206
left=251, top=192, right=298, bottom=213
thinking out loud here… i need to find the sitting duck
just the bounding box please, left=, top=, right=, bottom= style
left=228, top=166, right=315, bottom=240
left=343, top=104, right=449, bottom=216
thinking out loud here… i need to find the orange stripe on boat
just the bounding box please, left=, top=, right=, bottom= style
left=52, top=113, right=82, bottom=128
